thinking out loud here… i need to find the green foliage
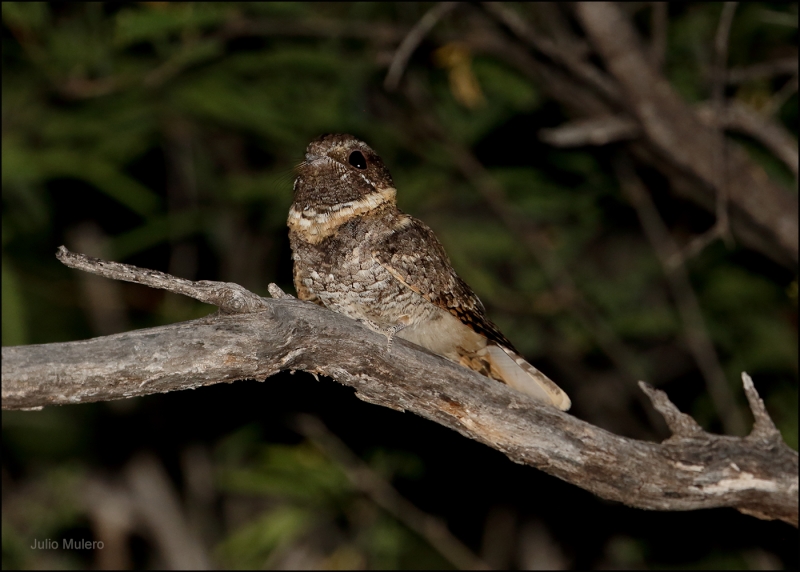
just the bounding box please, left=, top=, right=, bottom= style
left=114, top=4, right=230, bottom=48
left=216, top=505, right=316, bottom=569
left=700, top=265, right=797, bottom=369
left=434, top=58, right=541, bottom=146
left=1, top=466, right=86, bottom=570
left=218, top=441, right=351, bottom=504
left=213, top=427, right=439, bottom=569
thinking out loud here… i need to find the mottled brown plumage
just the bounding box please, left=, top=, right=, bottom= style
left=288, top=134, right=571, bottom=410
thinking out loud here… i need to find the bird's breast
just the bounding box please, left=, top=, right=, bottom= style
left=291, top=229, right=425, bottom=326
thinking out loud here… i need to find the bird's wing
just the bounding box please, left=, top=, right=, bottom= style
left=374, top=215, right=571, bottom=411
left=372, top=215, right=515, bottom=350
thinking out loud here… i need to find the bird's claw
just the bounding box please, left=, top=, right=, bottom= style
left=359, top=319, right=407, bottom=352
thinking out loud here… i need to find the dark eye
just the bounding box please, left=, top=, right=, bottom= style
left=348, top=150, right=367, bottom=169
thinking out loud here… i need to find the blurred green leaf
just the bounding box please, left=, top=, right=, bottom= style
left=114, top=3, right=229, bottom=48
left=110, top=210, right=203, bottom=260
left=218, top=442, right=352, bottom=504
left=2, top=137, right=161, bottom=216
left=216, top=504, right=315, bottom=569
left=1, top=2, right=49, bottom=34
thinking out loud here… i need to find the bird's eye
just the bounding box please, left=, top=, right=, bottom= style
left=348, top=150, right=367, bottom=169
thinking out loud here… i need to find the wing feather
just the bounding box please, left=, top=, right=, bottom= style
left=372, top=216, right=515, bottom=350
left=373, top=215, right=572, bottom=410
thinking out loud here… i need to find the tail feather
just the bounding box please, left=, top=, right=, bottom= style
left=484, top=345, right=571, bottom=411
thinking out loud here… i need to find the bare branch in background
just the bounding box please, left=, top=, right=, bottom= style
left=539, top=103, right=798, bottom=270
left=459, top=3, right=798, bottom=268
left=573, top=2, right=798, bottom=267
left=708, top=1, right=738, bottom=248
left=614, top=156, right=747, bottom=436
left=539, top=115, right=639, bottom=146
left=295, top=415, right=490, bottom=571
left=481, top=2, right=621, bottom=105
left=765, top=74, right=800, bottom=116
left=657, top=1, right=738, bottom=264
left=695, top=101, right=798, bottom=179
left=384, top=2, right=458, bottom=91
left=83, top=455, right=211, bottom=569
left=713, top=2, right=738, bottom=115
left=727, top=56, right=798, bottom=84
left=649, top=2, right=668, bottom=72
left=125, top=454, right=212, bottom=570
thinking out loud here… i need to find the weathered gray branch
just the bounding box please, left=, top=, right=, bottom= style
left=1, top=248, right=797, bottom=527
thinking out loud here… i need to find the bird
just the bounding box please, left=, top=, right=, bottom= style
left=287, top=133, right=571, bottom=410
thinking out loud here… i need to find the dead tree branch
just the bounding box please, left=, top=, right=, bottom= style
left=470, top=2, right=797, bottom=268
left=1, top=248, right=797, bottom=527
left=572, top=2, right=798, bottom=267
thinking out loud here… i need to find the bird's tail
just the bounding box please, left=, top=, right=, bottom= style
left=484, top=345, right=571, bottom=410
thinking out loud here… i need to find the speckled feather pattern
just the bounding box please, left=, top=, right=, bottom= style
left=287, top=133, right=571, bottom=410
left=289, top=134, right=509, bottom=348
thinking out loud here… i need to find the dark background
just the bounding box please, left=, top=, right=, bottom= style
left=2, top=2, right=797, bottom=569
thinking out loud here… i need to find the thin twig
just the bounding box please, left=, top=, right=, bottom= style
left=531, top=3, right=591, bottom=59
left=695, top=101, right=798, bottom=179
left=384, top=2, right=458, bottom=91
left=646, top=2, right=739, bottom=265
left=539, top=115, right=640, bottom=147
left=614, top=156, right=747, bottom=436
left=765, top=74, right=799, bottom=116
left=650, top=2, right=668, bottom=72
left=713, top=3, right=738, bottom=97
left=667, top=224, right=727, bottom=271
left=741, top=372, right=781, bottom=443
left=56, top=246, right=271, bottom=314
left=711, top=2, right=738, bottom=248
left=727, top=56, right=798, bottom=84
left=542, top=102, right=798, bottom=180
left=217, top=16, right=408, bottom=44
left=66, top=223, right=130, bottom=336
left=460, top=19, right=615, bottom=118
left=638, top=382, right=705, bottom=438
left=482, top=2, right=622, bottom=106
left=294, top=415, right=490, bottom=570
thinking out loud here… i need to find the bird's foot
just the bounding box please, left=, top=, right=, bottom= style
left=359, top=319, right=407, bottom=352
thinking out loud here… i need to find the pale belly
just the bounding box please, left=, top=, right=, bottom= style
left=396, top=307, right=487, bottom=362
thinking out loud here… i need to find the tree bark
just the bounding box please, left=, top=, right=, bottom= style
left=2, top=248, right=797, bottom=527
